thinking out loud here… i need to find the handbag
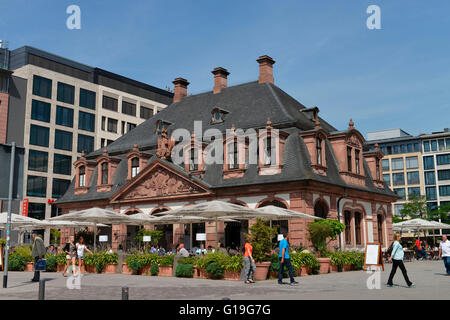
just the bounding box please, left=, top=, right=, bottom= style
left=35, top=258, right=47, bottom=271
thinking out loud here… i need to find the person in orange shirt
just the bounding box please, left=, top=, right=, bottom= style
left=414, top=238, right=422, bottom=260
left=243, top=236, right=255, bottom=284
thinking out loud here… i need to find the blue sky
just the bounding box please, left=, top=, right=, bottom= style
left=1, top=0, right=449, bottom=137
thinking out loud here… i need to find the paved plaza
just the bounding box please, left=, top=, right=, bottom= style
left=0, top=260, right=448, bottom=300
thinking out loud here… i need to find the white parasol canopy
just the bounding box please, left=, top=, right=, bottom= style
left=254, top=205, right=320, bottom=220
left=49, top=207, right=133, bottom=250
left=0, top=212, right=46, bottom=228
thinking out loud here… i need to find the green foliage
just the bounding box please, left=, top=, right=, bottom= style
left=8, top=253, right=27, bottom=271
left=330, top=251, right=348, bottom=266
left=178, top=256, right=198, bottom=266
left=196, top=256, right=208, bottom=269
left=175, top=264, right=194, bottom=278
left=135, top=228, right=164, bottom=245
left=125, top=253, right=161, bottom=269
left=400, top=195, right=429, bottom=219
left=428, top=204, right=450, bottom=224
left=0, top=238, right=6, bottom=248
left=307, top=219, right=344, bottom=257
left=55, top=253, right=67, bottom=265
left=248, top=218, right=277, bottom=262
left=206, top=262, right=224, bottom=279
left=13, top=246, right=33, bottom=262
left=159, top=254, right=175, bottom=266
left=290, top=251, right=320, bottom=270
left=50, top=229, right=61, bottom=244
left=347, top=251, right=365, bottom=270
left=224, top=255, right=243, bottom=272
left=150, top=263, right=159, bottom=276
left=83, top=252, right=118, bottom=272
left=45, top=255, right=57, bottom=272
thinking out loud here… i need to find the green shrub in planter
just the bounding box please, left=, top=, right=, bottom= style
left=203, top=251, right=228, bottom=269
left=330, top=251, right=347, bottom=267
left=150, top=263, right=159, bottom=276
left=290, top=252, right=320, bottom=270
left=159, top=254, right=175, bottom=266
left=248, top=218, right=277, bottom=263
left=175, top=264, right=194, bottom=278
left=45, top=255, right=57, bottom=272
left=178, top=256, right=198, bottom=266
left=13, top=246, right=33, bottom=262
left=8, top=253, right=27, bottom=271
left=140, top=253, right=161, bottom=266
left=55, top=253, right=67, bottom=265
left=206, top=262, right=224, bottom=279
left=224, top=255, right=243, bottom=272
left=0, top=238, right=6, bottom=248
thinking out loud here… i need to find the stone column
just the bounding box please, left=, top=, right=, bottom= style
left=112, top=224, right=127, bottom=252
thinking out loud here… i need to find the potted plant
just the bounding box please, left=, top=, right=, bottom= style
left=150, top=263, right=159, bottom=276
left=103, top=253, right=119, bottom=274
left=224, top=255, right=243, bottom=281
left=307, top=219, right=345, bottom=274
left=248, top=218, right=277, bottom=280
left=7, top=252, right=27, bottom=271
left=56, top=253, right=67, bottom=272
left=125, top=254, right=142, bottom=275
left=175, top=264, right=194, bottom=278
left=291, top=251, right=319, bottom=276
left=13, top=246, right=33, bottom=271
left=196, top=256, right=208, bottom=278
left=330, top=251, right=346, bottom=272
left=83, top=253, right=96, bottom=273
left=206, top=262, right=224, bottom=279
left=44, top=254, right=57, bottom=272
left=158, top=255, right=174, bottom=276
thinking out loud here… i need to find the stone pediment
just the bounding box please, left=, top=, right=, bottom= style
left=111, top=160, right=211, bottom=203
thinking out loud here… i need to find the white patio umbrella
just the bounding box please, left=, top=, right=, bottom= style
left=49, top=207, right=133, bottom=250
left=159, top=200, right=302, bottom=248
left=255, top=205, right=320, bottom=220
left=0, top=212, right=47, bottom=228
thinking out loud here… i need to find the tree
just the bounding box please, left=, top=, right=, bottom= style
left=399, top=195, right=429, bottom=219
left=247, top=218, right=277, bottom=262
left=307, top=219, right=346, bottom=257
left=428, top=204, right=450, bottom=224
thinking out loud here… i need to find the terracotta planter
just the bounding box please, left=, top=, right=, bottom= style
left=317, top=258, right=331, bottom=274
left=343, top=264, right=352, bottom=272
left=104, top=264, right=118, bottom=274
left=330, top=264, right=339, bottom=273
left=57, top=264, right=65, bottom=272
left=297, top=266, right=311, bottom=277
left=25, top=262, right=33, bottom=272
left=254, top=262, right=271, bottom=280
left=121, top=263, right=136, bottom=275
left=85, top=265, right=95, bottom=273
left=224, top=270, right=241, bottom=281
left=270, top=271, right=279, bottom=279
left=140, top=265, right=150, bottom=275
left=193, top=267, right=199, bottom=278
left=158, top=265, right=173, bottom=277
left=197, top=268, right=207, bottom=279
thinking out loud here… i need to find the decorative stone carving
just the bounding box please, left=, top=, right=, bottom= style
left=346, top=134, right=361, bottom=148
left=156, top=129, right=175, bottom=159
left=122, top=168, right=204, bottom=200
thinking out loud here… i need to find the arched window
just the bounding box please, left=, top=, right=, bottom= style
left=354, top=212, right=362, bottom=245
left=347, top=147, right=352, bottom=172
left=314, top=200, right=328, bottom=219
left=79, top=166, right=86, bottom=187
left=344, top=211, right=351, bottom=245
left=316, top=137, right=322, bottom=165
left=131, top=157, right=139, bottom=178
left=101, top=162, right=108, bottom=185
left=227, top=141, right=238, bottom=169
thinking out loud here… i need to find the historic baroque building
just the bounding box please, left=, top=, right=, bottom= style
left=56, top=55, right=396, bottom=251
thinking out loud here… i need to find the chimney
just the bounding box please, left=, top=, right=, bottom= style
left=257, top=55, right=275, bottom=84
left=172, top=78, right=189, bottom=103
left=211, top=67, right=229, bottom=94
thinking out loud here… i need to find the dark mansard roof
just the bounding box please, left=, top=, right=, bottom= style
left=57, top=81, right=395, bottom=204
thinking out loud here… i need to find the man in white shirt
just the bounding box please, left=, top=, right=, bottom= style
left=177, top=243, right=189, bottom=258
left=438, top=235, right=450, bottom=275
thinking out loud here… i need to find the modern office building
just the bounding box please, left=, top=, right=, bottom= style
left=366, top=128, right=450, bottom=217
left=0, top=44, right=173, bottom=243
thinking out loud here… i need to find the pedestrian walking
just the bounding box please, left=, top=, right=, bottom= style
left=387, top=233, right=415, bottom=287
left=278, top=232, right=298, bottom=286
left=414, top=238, right=422, bottom=260
left=31, top=232, right=46, bottom=282
left=63, top=236, right=77, bottom=277
left=243, top=236, right=255, bottom=284
left=438, top=235, right=450, bottom=276
left=76, top=237, right=93, bottom=275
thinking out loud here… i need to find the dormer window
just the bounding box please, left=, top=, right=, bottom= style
left=101, top=162, right=108, bottom=185
left=316, top=137, right=322, bottom=165
left=263, top=137, right=273, bottom=165
left=211, top=108, right=228, bottom=124
left=227, top=141, right=239, bottom=169
left=155, top=120, right=172, bottom=135
left=347, top=147, right=352, bottom=172
left=189, top=147, right=198, bottom=171
left=355, top=149, right=360, bottom=174
left=79, top=166, right=86, bottom=187
left=131, top=157, right=140, bottom=178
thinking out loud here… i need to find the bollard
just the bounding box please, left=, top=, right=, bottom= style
left=38, top=280, right=45, bottom=300
left=122, top=286, right=129, bottom=300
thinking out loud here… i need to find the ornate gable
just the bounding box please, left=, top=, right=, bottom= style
left=111, top=160, right=211, bottom=203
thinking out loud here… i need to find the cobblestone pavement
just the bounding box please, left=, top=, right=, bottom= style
left=0, top=260, right=448, bottom=300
